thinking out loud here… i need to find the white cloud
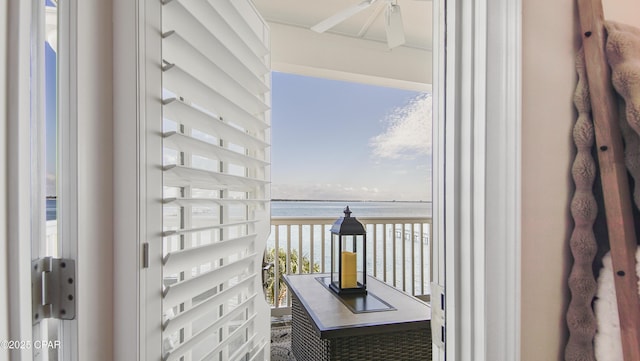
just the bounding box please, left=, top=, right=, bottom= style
left=370, top=93, right=432, bottom=159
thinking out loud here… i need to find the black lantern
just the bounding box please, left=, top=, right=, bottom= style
left=330, top=206, right=367, bottom=295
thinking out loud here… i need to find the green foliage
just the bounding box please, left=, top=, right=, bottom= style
left=264, top=247, right=320, bottom=307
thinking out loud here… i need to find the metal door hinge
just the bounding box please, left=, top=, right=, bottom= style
left=32, top=257, right=76, bottom=324
left=431, top=282, right=445, bottom=350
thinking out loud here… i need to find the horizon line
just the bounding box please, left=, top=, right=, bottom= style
left=271, top=199, right=431, bottom=203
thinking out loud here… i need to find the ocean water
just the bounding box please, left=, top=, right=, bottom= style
left=271, top=200, right=432, bottom=218
left=46, top=199, right=57, bottom=221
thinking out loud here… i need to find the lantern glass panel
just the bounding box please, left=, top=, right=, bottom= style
left=347, top=235, right=365, bottom=288
left=330, top=234, right=366, bottom=292
left=331, top=233, right=340, bottom=286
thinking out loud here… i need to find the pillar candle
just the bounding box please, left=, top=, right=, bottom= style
left=341, top=251, right=357, bottom=288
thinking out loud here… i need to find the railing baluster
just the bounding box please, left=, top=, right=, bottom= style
left=372, top=224, right=377, bottom=278
left=428, top=220, right=433, bottom=295
left=392, top=224, right=397, bottom=288
left=420, top=222, right=425, bottom=295
left=310, top=225, right=315, bottom=274
left=286, top=225, right=291, bottom=307
left=383, top=223, right=388, bottom=283
left=274, top=225, right=280, bottom=308
left=298, top=224, right=303, bottom=274
left=401, top=223, right=406, bottom=292
left=411, top=223, right=416, bottom=295
left=321, top=225, right=326, bottom=273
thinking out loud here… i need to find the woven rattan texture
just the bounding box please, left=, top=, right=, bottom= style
left=291, top=294, right=432, bottom=361
left=291, top=296, right=331, bottom=360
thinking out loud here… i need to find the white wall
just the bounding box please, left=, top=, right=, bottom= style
left=603, top=1, right=640, bottom=26
left=521, top=0, right=578, bottom=358
left=521, top=0, right=640, bottom=359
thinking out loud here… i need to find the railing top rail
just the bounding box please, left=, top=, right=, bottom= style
left=270, top=216, right=432, bottom=225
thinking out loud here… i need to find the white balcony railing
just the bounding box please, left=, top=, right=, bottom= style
left=264, top=217, right=432, bottom=314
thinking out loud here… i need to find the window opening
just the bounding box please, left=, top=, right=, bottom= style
left=265, top=72, right=432, bottom=309
left=45, top=0, right=58, bottom=257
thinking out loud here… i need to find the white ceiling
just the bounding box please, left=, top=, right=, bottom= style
left=250, top=0, right=433, bottom=90
left=251, top=0, right=433, bottom=51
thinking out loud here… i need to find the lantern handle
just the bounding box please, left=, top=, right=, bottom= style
left=344, top=206, right=352, bottom=217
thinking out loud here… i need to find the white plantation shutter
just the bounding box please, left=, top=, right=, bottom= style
left=160, top=1, right=271, bottom=360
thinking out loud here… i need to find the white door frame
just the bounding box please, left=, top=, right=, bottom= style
left=65, top=0, right=115, bottom=359
left=0, top=0, right=9, bottom=354
left=4, top=0, right=36, bottom=357
left=3, top=0, right=115, bottom=360
left=57, top=0, right=79, bottom=359
left=100, top=0, right=525, bottom=359
left=112, top=0, right=162, bottom=359
left=433, top=0, right=522, bottom=360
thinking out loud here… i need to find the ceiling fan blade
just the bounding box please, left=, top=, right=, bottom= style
left=385, top=3, right=406, bottom=48
left=311, top=0, right=378, bottom=33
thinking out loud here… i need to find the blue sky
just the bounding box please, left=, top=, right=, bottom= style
left=45, top=36, right=57, bottom=196
left=271, top=72, right=431, bottom=201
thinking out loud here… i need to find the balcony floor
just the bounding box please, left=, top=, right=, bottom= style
left=271, top=315, right=295, bottom=361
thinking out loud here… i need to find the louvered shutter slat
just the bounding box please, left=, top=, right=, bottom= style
left=229, top=333, right=258, bottom=361
left=163, top=132, right=268, bottom=169
left=198, top=313, right=258, bottom=361
left=211, top=0, right=269, bottom=57
left=162, top=32, right=268, bottom=115
left=163, top=198, right=268, bottom=207
left=165, top=297, right=257, bottom=361
left=163, top=99, right=268, bottom=150
left=163, top=255, right=256, bottom=310
left=163, top=0, right=268, bottom=91
left=163, top=165, right=267, bottom=191
left=162, top=220, right=259, bottom=238
left=161, top=0, right=270, bottom=359
left=174, top=0, right=269, bottom=76
left=163, top=234, right=256, bottom=275
left=162, top=64, right=266, bottom=132
left=163, top=276, right=255, bottom=335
